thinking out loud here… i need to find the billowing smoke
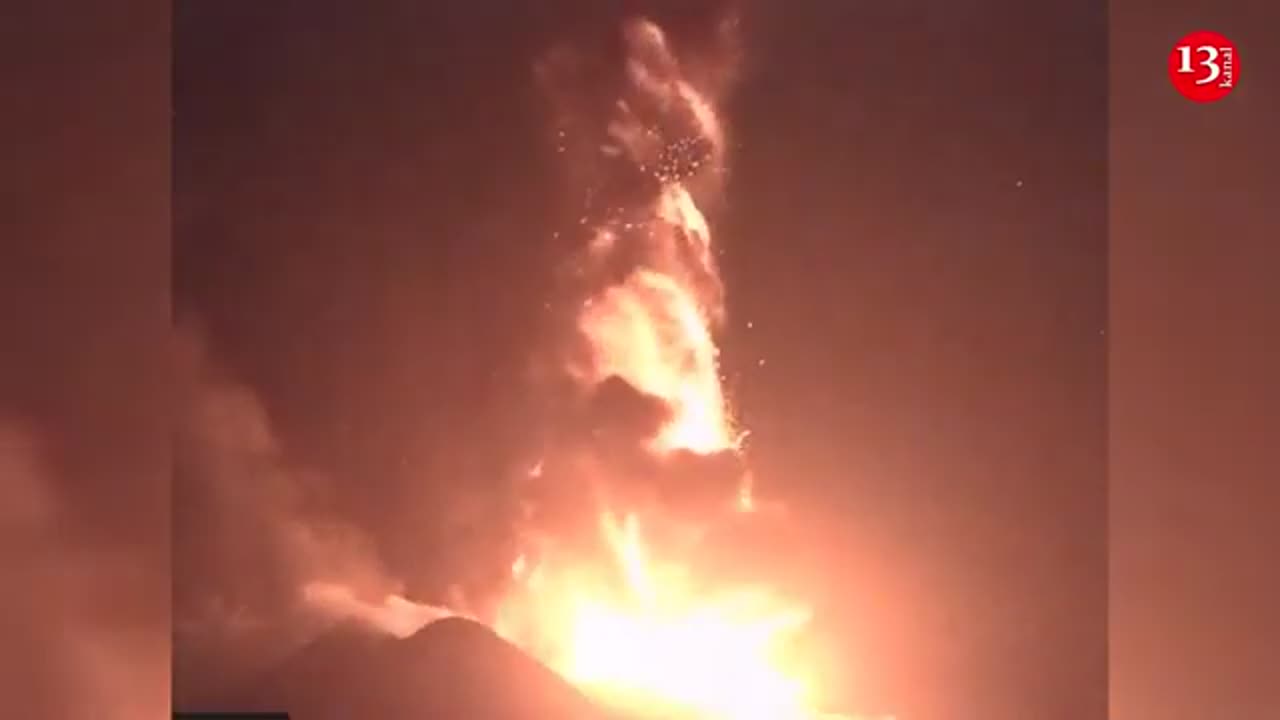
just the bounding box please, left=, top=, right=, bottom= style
left=534, top=6, right=742, bottom=210
left=517, top=13, right=750, bottom=568
left=479, top=18, right=871, bottom=719
left=172, top=326, right=452, bottom=705
left=0, top=421, right=166, bottom=719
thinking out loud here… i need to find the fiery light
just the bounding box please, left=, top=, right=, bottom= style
left=487, top=17, right=871, bottom=720
left=495, top=508, right=828, bottom=720
left=299, top=16, right=889, bottom=720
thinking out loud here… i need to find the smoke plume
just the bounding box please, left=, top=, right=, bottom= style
left=172, top=326, right=451, bottom=705
left=0, top=421, right=167, bottom=719
left=517, top=12, right=750, bottom=561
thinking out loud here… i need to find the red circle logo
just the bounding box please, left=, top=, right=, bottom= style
left=1169, top=31, right=1239, bottom=103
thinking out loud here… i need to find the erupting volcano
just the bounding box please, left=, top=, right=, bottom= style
left=472, top=16, right=876, bottom=720
left=295, top=15, right=889, bottom=720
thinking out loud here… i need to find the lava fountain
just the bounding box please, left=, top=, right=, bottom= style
left=481, top=17, right=881, bottom=720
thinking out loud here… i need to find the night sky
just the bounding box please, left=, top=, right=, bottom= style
left=0, top=0, right=1273, bottom=718
left=175, top=2, right=1105, bottom=718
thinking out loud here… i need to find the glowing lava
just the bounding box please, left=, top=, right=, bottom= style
left=495, top=509, right=828, bottom=720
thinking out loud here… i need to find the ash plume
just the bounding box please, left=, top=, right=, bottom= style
left=534, top=5, right=742, bottom=223
left=0, top=421, right=166, bottom=719
left=519, top=12, right=749, bottom=543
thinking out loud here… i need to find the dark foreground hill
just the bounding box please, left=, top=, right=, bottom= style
left=221, top=617, right=619, bottom=720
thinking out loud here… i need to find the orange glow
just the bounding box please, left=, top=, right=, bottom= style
left=579, top=267, right=732, bottom=455
left=488, top=18, right=876, bottom=720
left=495, top=511, right=827, bottom=720
left=495, top=102, right=839, bottom=720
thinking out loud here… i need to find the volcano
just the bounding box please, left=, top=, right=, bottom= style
left=230, top=617, right=621, bottom=720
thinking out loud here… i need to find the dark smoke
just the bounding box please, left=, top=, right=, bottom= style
left=536, top=9, right=741, bottom=235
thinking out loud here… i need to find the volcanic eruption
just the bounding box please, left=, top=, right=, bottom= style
left=476, top=15, right=866, bottom=720
left=280, top=13, right=889, bottom=720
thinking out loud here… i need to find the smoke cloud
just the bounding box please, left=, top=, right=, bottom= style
left=0, top=421, right=167, bottom=719
left=172, top=326, right=451, bottom=705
